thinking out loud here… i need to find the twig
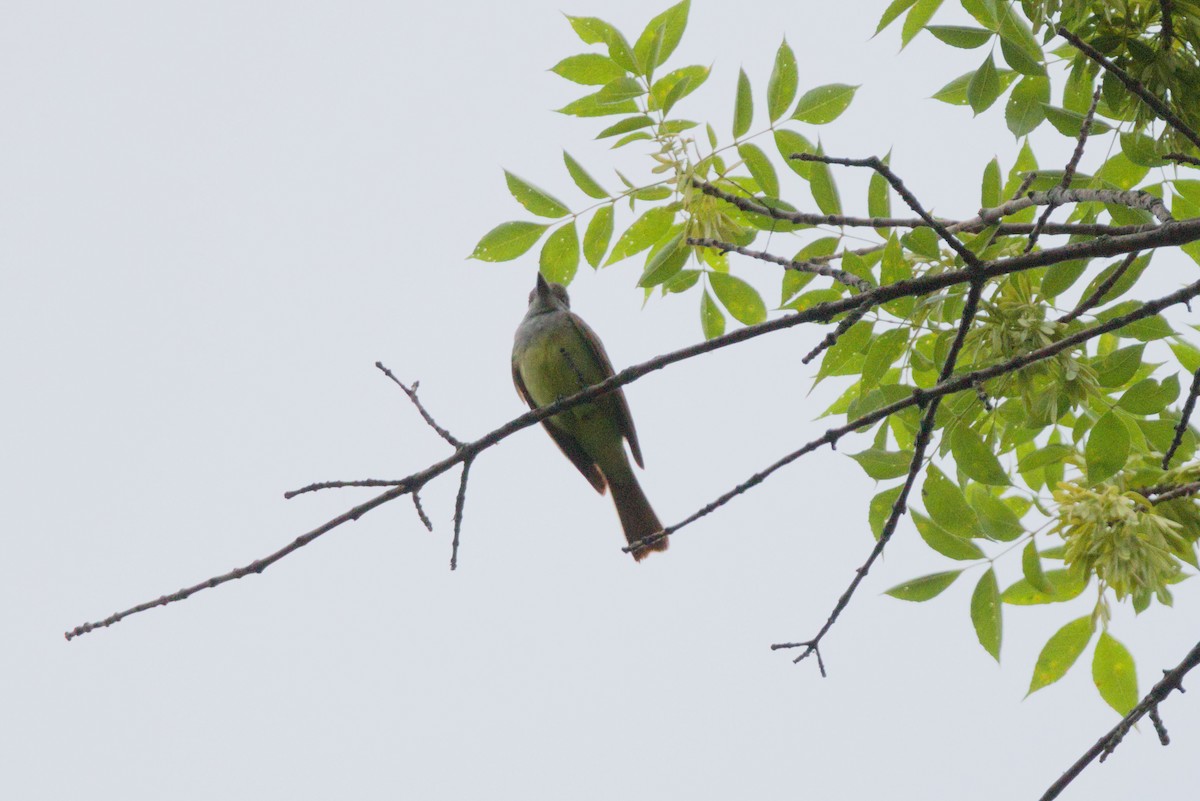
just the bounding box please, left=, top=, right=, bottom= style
left=626, top=275, right=1200, bottom=556
left=1058, top=251, right=1141, bottom=324
left=786, top=272, right=985, bottom=671
left=450, top=458, right=473, bottom=570
left=1027, top=87, right=1103, bottom=253
left=1163, top=366, right=1200, bottom=468
left=979, top=188, right=1172, bottom=226
left=689, top=237, right=872, bottom=291
left=375, top=362, right=462, bottom=448
left=802, top=301, right=872, bottom=365
left=1149, top=704, right=1170, bottom=746
left=412, top=491, right=434, bottom=532
left=1140, top=480, right=1200, bottom=502
left=1039, top=637, right=1200, bottom=801
left=285, top=478, right=404, bottom=498
left=1160, top=0, right=1175, bottom=50
left=695, top=179, right=1149, bottom=238
left=1058, top=26, right=1200, bottom=152
left=792, top=154, right=982, bottom=268
left=1165, top=152, right=1200, bottom=167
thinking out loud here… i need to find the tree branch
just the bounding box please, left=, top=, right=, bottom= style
left=66, top=214, right=1200, bottom=639
left=1058, top=26, right=1200, bottom=152
left=627, top=275, right=1200, bottom=556
left=1039, top=637, right=1200, bottom=801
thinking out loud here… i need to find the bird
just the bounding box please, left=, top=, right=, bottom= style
left=512, top=273, right=667, bottom=561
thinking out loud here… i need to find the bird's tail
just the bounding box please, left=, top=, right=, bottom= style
left=609, top=474, right=667, bottom=561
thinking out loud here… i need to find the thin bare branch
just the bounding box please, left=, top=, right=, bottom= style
left=450, top=458, right=473, bottom=570
left=980, top=188, right=1172, bottom=226
left=1165, top=152, right=1200, bottom=167
left=1160, top=0, right=1176, bottom=50
left=1027, top=87, right=1103, bottom=253
left=791, top=272, right=985, bottom=670
left=802, top=301, right=872, bottom=365
left=793, top=153, right=982, bottom=268
left=697, top=178, right=1159, bottom=238
left=689, top=237, right=872, bottom=291
left=376, top=362, right=462, bottom=448
left=285, top=478, right=405, bottom=497
left=1058, top=251, right=1141, bottom=325
left=1039, top=637, right=1200, bottom=801
left=1058, top=26, right=1200, bottom=152
left=1164, top=366, right=1200, bottom=468
left=412, top=491, right=434, bottom=532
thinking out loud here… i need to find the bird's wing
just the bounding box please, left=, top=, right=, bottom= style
left=566, top=311, right=645, bottom=469
left=512, top=358, right=607, bottom=494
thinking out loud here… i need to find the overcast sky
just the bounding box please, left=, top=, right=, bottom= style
left=4, top=1, right=1197, bottom=798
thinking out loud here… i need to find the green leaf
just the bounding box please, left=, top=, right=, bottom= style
left=969, top=485, right=1023, bottom=541
left=876, top=0, right=918, bottom=33
left=861, top=328, right=908, bottom=389
left=850, top=448, right=914, bottom=480
left=767, top=39, right=798, bottom=121
left=650, top=65, right=709, bottom=114
left=1022, top=540, right=1054, bottom=594
left=470, top=221, right=549, bottom=262
left=550, top=53, right=627, bottom=86
left=1028, top=616, right=1094, bottom=695
left=951, top=426, right=1010, bottom=485
left=1086, top=411, right=1130, bottom=484
left=1003, top=568, right=1087, bottom=604
left=565, top=15, right=620, bottom=46
left=1043, top=105, right=1113, bottom=137
left=1093, top=632, right=1138, bottom=715
left=870, top=486, right=904, bottom=539
left=583, top=206, right=614, bottom=268
left=885, top=570, right=962, bottom=602
left=869, top=159, right=891, bottom=221
left=1121, top=131, right=1168, bottom=167
left=539, top=222, right=580, bottom=285
left=505, top=171, right=571, bottom=218
left=981, top=158, right=1001, bottom=207
left=709, top=272, right=767, bottom=325
left=996, top=3, right=1044, bottom=75
left=774, top=129, right=814, bottom=179
left=1118, top=379, right=1173, bottom=415
left=563, top=152, right=609, bottom=199
left=556, top=91, right=639, bottom=118
left=971, top=568, right=1002, bottom=661
left=791, top=84, right=859, bottom=125
left=1094, top=343, right=1145, bottom=388
left=733, top=68, right=753, bottom=138
left=968, top=53, right=1003, bottom=114
left=635, top=0, right=689, bottom=72
left=1017, top=443, right=1074, bottom=472
left=605, top=207, right=674, bottom=265
left=639, top=231, right=688, bottom=287
left=926, top=25, right=992, bottom=48
left=901, top=0, right=945, bottom=48
left=596, top=76, right=646, bottom=105
left=913, top=512, right=987, bottom=560
left=960, top=0, right=997, bottom=29
left=595, top=115, right=656, bottom=139
left=700, top=288, right=725, bottom=339
left=737, top=143, right=780, bottom=198
left=934, top=67, right=1016, bottom=106
left=1006, top=75, right=1049, bottom=136
left=809, top=146, right=842, bottom=215
left=922, top=465, right=978, bottom=537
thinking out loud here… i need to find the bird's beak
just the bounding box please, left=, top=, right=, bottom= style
left=535, top=272, right=551, bottom=300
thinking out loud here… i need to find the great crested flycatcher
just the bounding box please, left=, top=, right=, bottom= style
left=512, top=274, right=667, bottom=561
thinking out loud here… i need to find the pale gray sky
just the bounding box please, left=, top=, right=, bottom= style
left=4, top=1, right=1197, bottom=798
